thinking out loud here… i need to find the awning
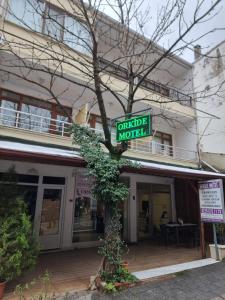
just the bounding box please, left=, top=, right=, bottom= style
left=0, top=140, right=225, bottom=180
left=0, top=140, right=84, bottom=167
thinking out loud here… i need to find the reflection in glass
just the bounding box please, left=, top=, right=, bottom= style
left=17, top=185, right=38, bottom=222
left=64, top=16, right=91, bottom=54
left=44, top=6, right=64, bottom=40
left=73, top=173, right=104, bottom=243
left=56, top=115, right=69, bottom=135
left=40, top=189, right=62, bottom=236
left=0, top=100, right=18, bottom=126
left=20, top=103, right=51, bottom=132
left=7, top=0, right=43, bottom=32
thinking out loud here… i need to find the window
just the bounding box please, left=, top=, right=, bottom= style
left=64, top=16, right=91, bottom=53
left=73, top=171, right=104, bottom=243
left=20, top=103, right=51, bottom=132
left=0, top=100, right=18, bottom=126
left=42, top=176, right=65, bottom=185
left=44, top=4, right=64, bottom=40
left=7, top=0, right=43, bottom=32
left=153, top=131, right=173, bottom=156
left=6, top=1, right=92, bottom=54
left=56, top=115, right=69, bottom=135
left=0, top=89, right=72, bottom=135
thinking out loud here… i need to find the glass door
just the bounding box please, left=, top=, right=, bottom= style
left=36, top=186, right=64, bottom=250
left=137, top=182, right=153, bottom=240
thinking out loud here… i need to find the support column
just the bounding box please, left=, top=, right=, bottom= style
left=129, top=176, right=137, bottom=243
left=170, top=183, right=176, bottom=222
left=200, top=222, right=206, bottom=258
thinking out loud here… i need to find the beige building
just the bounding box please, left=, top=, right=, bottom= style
left=0, top=0, right=224, bottom=252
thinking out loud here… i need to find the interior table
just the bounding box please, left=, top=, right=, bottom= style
left=164, top=223, right=198, bottom=246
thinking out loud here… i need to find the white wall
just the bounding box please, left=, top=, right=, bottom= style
left=193, top=41, right=225, bottom=155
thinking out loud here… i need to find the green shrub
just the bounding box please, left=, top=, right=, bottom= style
left=100, top=266, right=137, bottom=284
left=0, top=168, right=39, bottom=282
left=104, top=282, right=117, bottom=294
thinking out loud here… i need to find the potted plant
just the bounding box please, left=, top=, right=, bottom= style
left=209, top=224, right=225, bottom=261
left=0, top=169, right=39, bottom=299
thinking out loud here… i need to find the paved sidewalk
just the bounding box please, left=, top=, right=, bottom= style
left=60, top=262, right=225, bottom=300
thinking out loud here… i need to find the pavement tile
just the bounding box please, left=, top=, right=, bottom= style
left=56, top=263, right=225, bottom=300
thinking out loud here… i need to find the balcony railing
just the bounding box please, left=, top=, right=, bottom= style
left=99, top=58, right=193, bottom=107
left=0, top=107, right=198, bottom=162
left=0, top=107, right=71, bottom=137
left=92, top=128, right=198, bottom=162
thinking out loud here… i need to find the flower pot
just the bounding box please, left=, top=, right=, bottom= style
left=114, top=281, right=133, bottom=289
left=209, top=244, right=225, bottom=261
left=121, top=261, right=129, bottom=270
left=0, top=281, right=6, bottom=300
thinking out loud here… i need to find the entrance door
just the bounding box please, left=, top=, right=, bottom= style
left=35, top=186, right=64, bottom=250
left=137, top=182, right=153, bottom=240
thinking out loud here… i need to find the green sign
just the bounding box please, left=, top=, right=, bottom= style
left=116, top=115, right=151, bottom=142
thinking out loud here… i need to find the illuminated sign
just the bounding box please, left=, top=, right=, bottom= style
left=116, top=115, right=151, bottom=142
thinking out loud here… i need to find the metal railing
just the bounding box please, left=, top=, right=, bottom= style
left=0, top=107, right=197, bottom=162
left=0, top=107, right=71, bottom=137
left=92, top=127, right=197, bottom=162
left=99, top=58, right=192, bottom=107
left=127, top=137, right=197, bottom=162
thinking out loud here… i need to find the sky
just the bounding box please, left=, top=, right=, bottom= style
left=145, top=0, right=225, bottom=62
left=100, top=0, right=225, bottom=63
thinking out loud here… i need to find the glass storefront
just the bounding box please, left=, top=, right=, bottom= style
left=137, top=183, right=171, bottom=240
left=73, top=172, right=104, bottom=243
left=73, top=173, right=130, bottom=244
left=17, top=185, right=38, bottom=222
left=39, top=189, right=62, bottom=236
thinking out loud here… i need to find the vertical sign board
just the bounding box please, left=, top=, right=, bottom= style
left=116, top=115, right=151, bottom=142
left=199, top=179, right=225, bottom=223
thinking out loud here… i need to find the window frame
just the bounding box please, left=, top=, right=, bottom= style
left=6, top=0, right=91, bottom=54
left=153, top=130, right=173, bottom=156
left=6, top=0, right=45, bottom=32
left=0, top=88, right=72, bottom=134
left=42, top=2, right=65, bottom=41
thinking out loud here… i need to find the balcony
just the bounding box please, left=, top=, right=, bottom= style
left=0, top=107, right=198, bottom=164
left=99, top=58, right=193, bottom=107
left=93, top=128, right=198, bottom=163
left=0, top=106, right=71, bottom=136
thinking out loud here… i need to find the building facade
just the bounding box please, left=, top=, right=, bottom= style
left=193, top=42, right=225, bottom=171
left=0, top=0, right=224, bottom=252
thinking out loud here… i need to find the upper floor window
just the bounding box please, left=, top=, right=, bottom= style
left=153, top=131, right=173, bottom=156
left=44, top=4, right=64, bottom=40
left=7, top=0, right=43, bottom=32
left=6, top=0, right=92, bottom=54
left=0, top=89, right=72, bottom=136
left=64, top=16, right=91, bottom=54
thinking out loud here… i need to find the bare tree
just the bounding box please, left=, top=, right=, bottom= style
left=0, top=0, right=223, bottom=155
left=0, top=0, right=224, bottom=278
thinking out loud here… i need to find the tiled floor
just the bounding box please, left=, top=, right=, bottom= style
left=5, top=241, right=201, bottom=299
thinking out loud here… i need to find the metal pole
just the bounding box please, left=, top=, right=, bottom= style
left=213, top=223, right=219, bottom=261
left=200, top=222, right=206, bottom=258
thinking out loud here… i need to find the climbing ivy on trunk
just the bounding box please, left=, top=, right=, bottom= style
left=71, top=124, right=136, bottom=277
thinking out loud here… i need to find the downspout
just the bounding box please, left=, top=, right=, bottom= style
left=191, top=64, right=202, bottom=168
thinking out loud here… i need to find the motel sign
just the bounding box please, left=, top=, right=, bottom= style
left=116, top=115, right=151, bottom=142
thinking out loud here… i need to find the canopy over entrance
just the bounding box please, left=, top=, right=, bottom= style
left=0, top=140, right=225, bottom=180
